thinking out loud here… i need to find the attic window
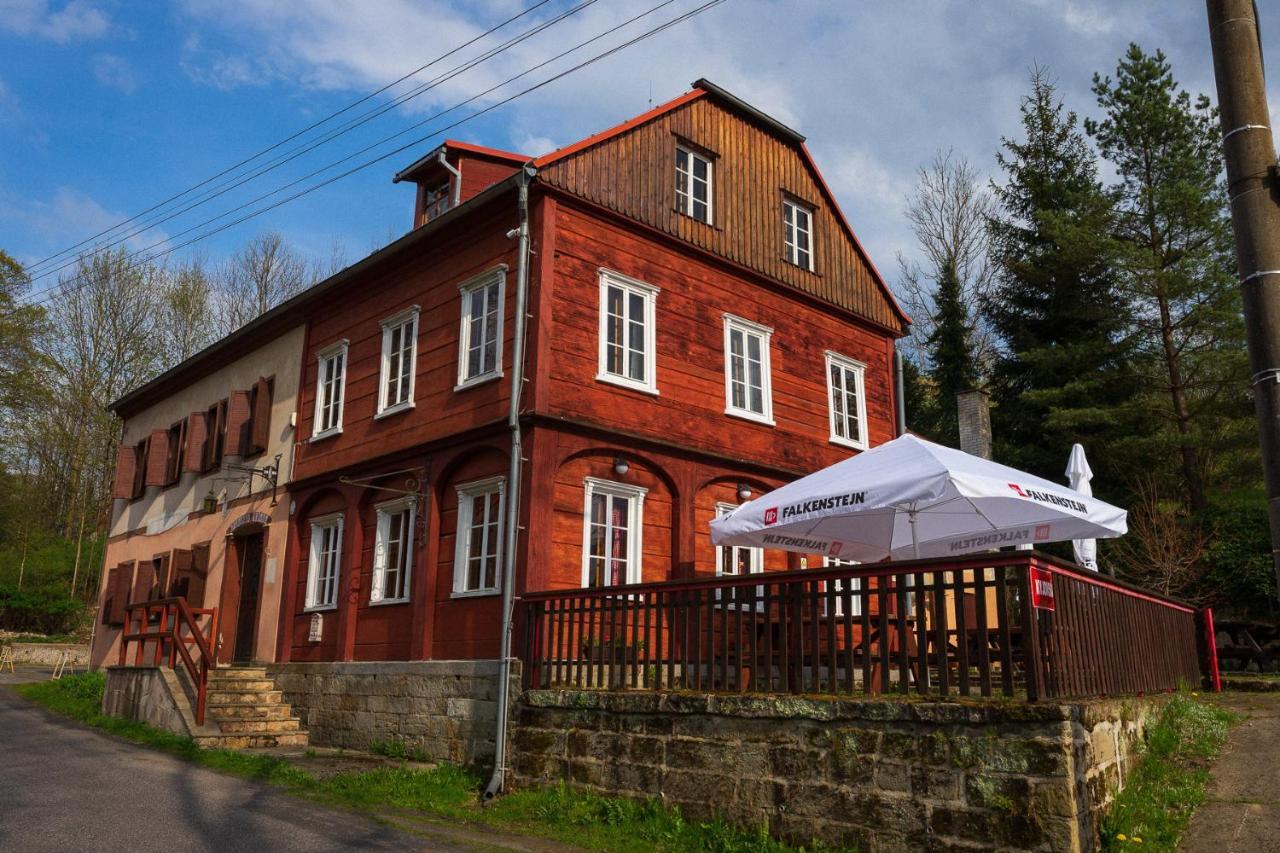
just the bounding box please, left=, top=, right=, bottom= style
left=675, top=145, right=712, bottom=224
left=423, top=180, right=451, bottom=222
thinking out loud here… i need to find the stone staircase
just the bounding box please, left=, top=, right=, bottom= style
left=195, top=666, right=309, bottom=749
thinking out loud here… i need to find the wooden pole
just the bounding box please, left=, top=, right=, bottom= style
left=1207, top=0, right=1280, bottom=603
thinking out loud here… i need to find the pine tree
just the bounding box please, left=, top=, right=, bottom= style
left=925, top=258, right=977, bottom=446
left=985, top=69, right=1140, bottom=486
left=1087, top=45, right=1248, bottom=510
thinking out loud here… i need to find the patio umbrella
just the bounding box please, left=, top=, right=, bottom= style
left=710, top=434, right=1127, bottom=562
left=1065, top=443, right=1099, bottom=571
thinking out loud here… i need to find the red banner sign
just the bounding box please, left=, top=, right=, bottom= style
left=1030, top=567, right=1055, bottom=611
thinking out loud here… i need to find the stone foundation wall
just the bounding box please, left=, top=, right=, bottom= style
left=267, top=660, right=519, bottom=767
left=511, top=691, right=1162, bottom=853
left=10, top=643, right=91, bottom=667
left=102, top=666, right=201, bottom=737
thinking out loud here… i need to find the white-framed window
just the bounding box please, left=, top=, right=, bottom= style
left=377, top=306, right=419, bottom=417
left=312, top=340, right=349, bottom=439
left=596, top=269, right=659, bottom=395
left=723, top=315, right=774, bottom=424
left=582, top=477, right=647, bottom=587
left=675, top=144, right=712, bottom=224
left=371, top=497, right=415, bottom=604
left=305, top=513, right=343, bottom=611
left=784, top=197, right=814, bottom=270
left=716, top=502, right=763, bottom=609
left=453, top=476, right=505, bottom=596
left=826, top=351, right=868, bottom=450
left=823, top=556, right=862, bottom=618
left=423, top=180, right=451, bottom=222
left=456, top=267, right=506, bottom=389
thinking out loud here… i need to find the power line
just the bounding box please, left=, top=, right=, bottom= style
left=16, top=0, right=721, bottom=315
left=21, top=0, right=556, bottom=277
left=22, top=0, right=601, bottom=283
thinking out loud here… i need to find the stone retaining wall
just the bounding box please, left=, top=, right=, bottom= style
left=511, top=691, right=1162, bottom=852
left=102, top=666, right=204, bottom=737
left=10, top=643, right=90, bottom=667
left=267, top=660, right=519, bottom=767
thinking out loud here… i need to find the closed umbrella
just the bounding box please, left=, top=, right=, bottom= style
left=1066, top=443, right=1099, bottom=571
left=710, top=434, right=1127, bottom=561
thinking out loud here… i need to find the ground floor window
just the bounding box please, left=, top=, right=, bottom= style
left=371, top=498, right=414, bottom=604
left=582, top=477, right=647, bottom=587
left=823, top=556, right=862, bottom=617
left=454, top=476, right=505, bottom=595
left=306, top=514, right=343, bottom=610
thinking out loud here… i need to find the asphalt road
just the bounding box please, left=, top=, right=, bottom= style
left=0, top=685, right=457, bottom=853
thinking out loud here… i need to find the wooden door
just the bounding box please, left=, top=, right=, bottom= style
left=232, top=533, right=264, bottom=663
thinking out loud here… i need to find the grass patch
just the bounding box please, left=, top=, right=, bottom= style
left=1101, top=693, right=1237, bottom=851
left=14, top=674, right=834, bottom=852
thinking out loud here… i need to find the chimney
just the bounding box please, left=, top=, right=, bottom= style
left=956, top=389, right=992, bottom=459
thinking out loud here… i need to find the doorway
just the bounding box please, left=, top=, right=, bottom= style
left=229, top=532, right=264, bottom=663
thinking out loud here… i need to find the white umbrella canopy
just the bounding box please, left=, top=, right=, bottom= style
left=1066, top=443, right=1099, bottom=571
left=710, top=434, right=1127, bottom=562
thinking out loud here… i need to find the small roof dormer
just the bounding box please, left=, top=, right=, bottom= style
left=394, top=140, right=528, bottom=228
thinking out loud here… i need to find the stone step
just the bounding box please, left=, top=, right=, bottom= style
left=195, top=732, right=309, bottom=750
left=206, top=689, right=283, bottom=706
left=215, top=718, right=302, bottom=735
left=210, top=665, right=268, bottom=676
left=205, top=678, right=276, bottom=691
left=206, top=703, right=294, bottom=721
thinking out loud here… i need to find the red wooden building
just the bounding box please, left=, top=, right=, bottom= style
left=278, top=79, right=908, bottom=665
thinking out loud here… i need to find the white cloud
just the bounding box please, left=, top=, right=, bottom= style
left=92, top=53, right=138, bottom=94
left=0, top=0, right=110, bottom=43
left=2, top=187, right=170, bottom=267
left=0, top=77, right=20, bottom=121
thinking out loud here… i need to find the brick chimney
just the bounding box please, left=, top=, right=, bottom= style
left=956, top=389, right=992, bottom=459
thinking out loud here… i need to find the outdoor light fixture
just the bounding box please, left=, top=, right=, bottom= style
left=200, top=490, right=218, bottom=514
left=737, top=483, right=753, bottom=501
left=612, top=456, right=629, bottom=476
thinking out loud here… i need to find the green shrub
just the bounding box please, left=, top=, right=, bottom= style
left=0, top=584, right=86, bottom=634
left=1197, top=489, right=1274, bottom=620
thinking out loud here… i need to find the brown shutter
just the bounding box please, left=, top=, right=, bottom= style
left=113, top=445, right=137, bottom=499
left=102, top=568, right=119, bottom=624
left=249, top=377, right=272, bottom=454
left=154, top=553, right=172, bottom=598
left=224, top=390, right=251, bottom=456
left=170, top=548, right=194, bottom=600
left=132, top=558, right=157, bottom=603
left=110, top=561, right=135, bottom=625
left=188, top=543, right=210, bottom=608
left=184, top=412, right=207, bottom=474
left=144, top=429, right=168, bottom=487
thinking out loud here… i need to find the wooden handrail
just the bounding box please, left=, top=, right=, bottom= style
left=119, top=598, right=217, bottom=725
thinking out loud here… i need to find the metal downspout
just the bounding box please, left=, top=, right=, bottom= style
left=438, top=150, right=462, bottom=208
left=484, top=164, right=534, bottom=801
left=894, top=347, right=907, bottom=436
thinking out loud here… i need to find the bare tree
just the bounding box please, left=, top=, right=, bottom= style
left=158, top=254, right=217, bottom=363
left=214, top=232, right=311, bottom=335
left=895, top=150, right=997, bottom=370
left=1111, top=476, right=1210, bottom=599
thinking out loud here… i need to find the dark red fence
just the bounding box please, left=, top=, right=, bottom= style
left=520, top=552, right=1206, bottom=701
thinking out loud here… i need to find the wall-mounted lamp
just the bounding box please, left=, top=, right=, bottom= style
left=612, top=456, right=629, bottom=476
left=737, top=483, right=753, bottom=501
left=200, top=490, right=218, bottom=514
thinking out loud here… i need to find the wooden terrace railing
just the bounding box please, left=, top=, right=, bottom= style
left=119, top=598, right=218, bottom=724
left=520, top=552, right=1207, bottom=702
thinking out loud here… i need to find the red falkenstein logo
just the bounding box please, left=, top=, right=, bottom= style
left=764, top=507, right=779, bottom=525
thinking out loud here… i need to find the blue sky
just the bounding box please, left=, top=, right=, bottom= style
left=2, top=0, right=1277, bottom=302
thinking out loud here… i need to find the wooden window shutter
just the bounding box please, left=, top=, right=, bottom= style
left=110, top=561, right=134, bottom=625
left=169, top=548, right=193, bottom=599
left=131, top=440, right=148, bottom=498
left=154, top=553, right=172, bottom=598
left=144, top=429, right=168, bottom=487
left=132, top=557, right=156, bottom=603
left=113, top=445, right=137, bottom=499
left=249, top=376, right=272, bottom=454
left=225, top=390, right=251, bottom=456
left=188, top=543, right=210, bottom=608
left=102, top=568, right=119, bottom=624
left=202, top=401, right=226, bottom=472
left=184, top=412, right=207, bottom=474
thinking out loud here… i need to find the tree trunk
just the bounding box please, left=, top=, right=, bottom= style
left=1157, top=292, right=1208, bottom=511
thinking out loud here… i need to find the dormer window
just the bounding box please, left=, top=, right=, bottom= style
left=675, top=144, right=712, bottom=224
left=783, top=197, right=814, bottom=270
left=423, top=180, right=451, bottom=222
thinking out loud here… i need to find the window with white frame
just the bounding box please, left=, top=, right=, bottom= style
left=826, top=351, right=868, bottom=449
left=783, top=197, right=814, bottom=270
left=723, top=315, right=773, bottom=424
left=597, top=270, right=658, bottom=394
left=823, top=556, right=862, bottom=617
left=312, top=341, right=348, bottom=439
left=675, top=145, right=712, bottom=223
left=457, top=268, right=505, bottom=387
left=582, top=477, right=646, bottom=587
left=371, top=498, right=415, bottom=604
left=716, top=502, right=763, bottom=609
left=378, top=307, right=418, bottom=416
left=305, top=514, right=343, bottom=610
left=453, top=476, right=505, bottom=595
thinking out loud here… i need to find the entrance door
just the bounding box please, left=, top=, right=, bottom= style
left=232, top=532, right=264, bottom=663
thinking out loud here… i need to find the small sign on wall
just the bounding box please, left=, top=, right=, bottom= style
left=1030, top=567, right=1055, bottom=611
left=309, top=612, right=324, bottom=642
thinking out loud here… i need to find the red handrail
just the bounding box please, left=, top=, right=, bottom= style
left=119, top=598, right=217, bottom=725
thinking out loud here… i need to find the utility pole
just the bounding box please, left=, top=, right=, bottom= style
left=1207, top=0, right=1280, bottom=603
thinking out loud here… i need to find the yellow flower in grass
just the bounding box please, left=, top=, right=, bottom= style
left=1116, top=834, right=1128, bottom=842
left=1133, top=839, right=1142, bottom=844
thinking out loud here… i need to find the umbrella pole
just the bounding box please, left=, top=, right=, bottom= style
left=909, top=510, right=920, bottom=560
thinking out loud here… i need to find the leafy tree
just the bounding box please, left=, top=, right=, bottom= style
left=985, top=69, right=1141, bottom=488
left=0, top=250, right=49, bottom=424
left=1087, top=45, right=1248, bottom=510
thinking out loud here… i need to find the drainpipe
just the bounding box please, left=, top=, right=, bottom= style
left=438, top=150, right=462, bottom=208
left=484, top=164, right=535, bottom=801
left=894, top=347, right=907, bottom=436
